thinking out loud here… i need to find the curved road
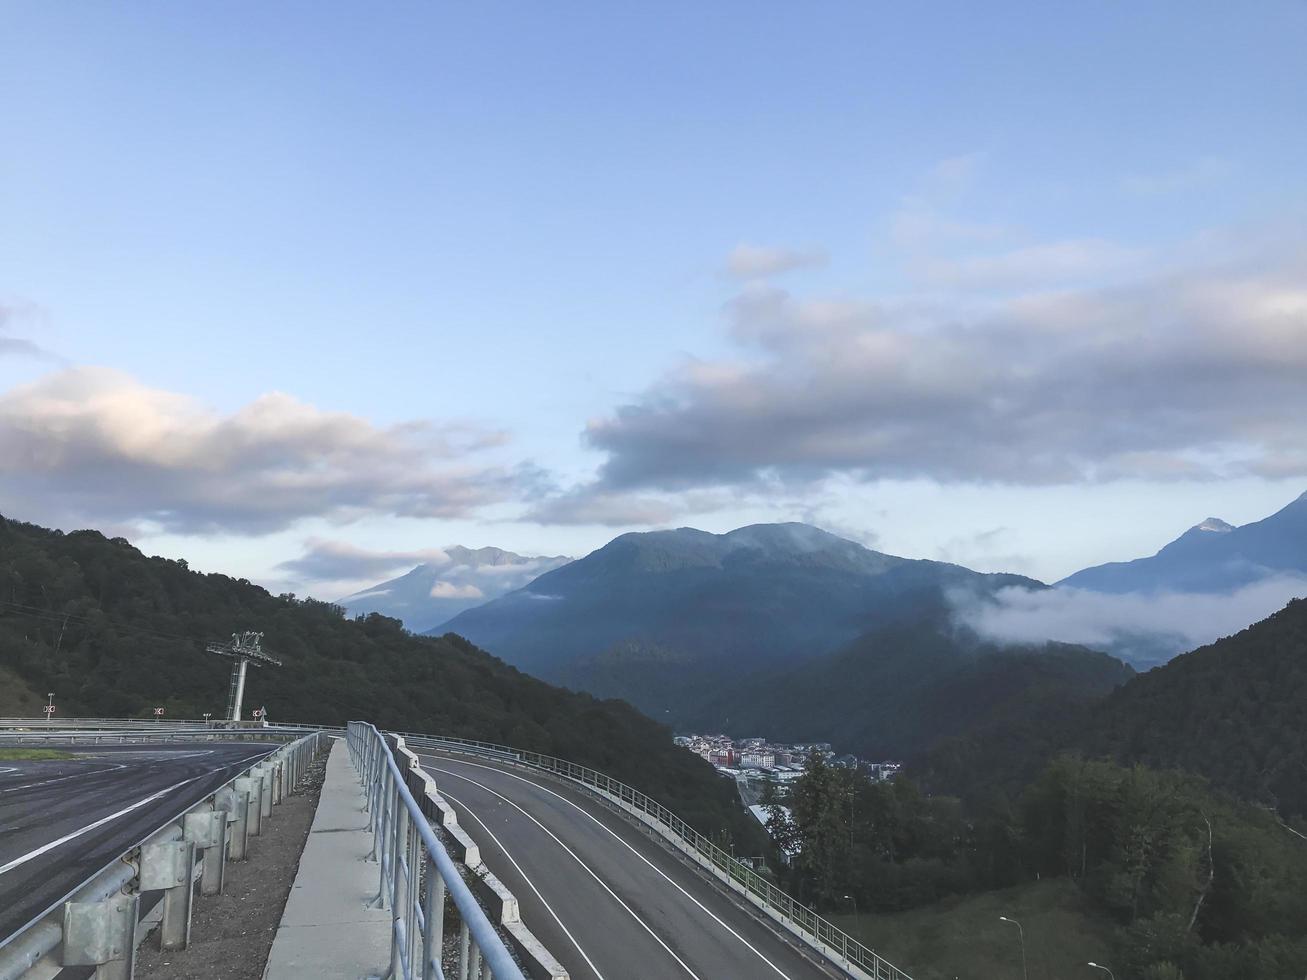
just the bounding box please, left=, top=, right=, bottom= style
left=0, top=741, right=274, bottom=945
left=416, top=749, right=836, bottom=980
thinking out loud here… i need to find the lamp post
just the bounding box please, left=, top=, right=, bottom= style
left=842, top=893, right=859, bottom=918
left=1087, top=963, right=1115, bottom=980
left=998, top=916, right=1028, bottom=980
left=43, top=693, right=55, bottom=723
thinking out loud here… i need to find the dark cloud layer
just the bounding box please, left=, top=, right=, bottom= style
left=585, top=253, right=1307, bottom=492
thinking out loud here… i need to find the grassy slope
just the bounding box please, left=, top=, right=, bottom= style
left=833, top=879, right=1116, bottom=980
left=0, top=748, right=73, bottom=761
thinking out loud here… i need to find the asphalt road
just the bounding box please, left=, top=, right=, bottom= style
left=416, top=749, right=837, bottom=980
left=0, top=741, right=275, bottom=945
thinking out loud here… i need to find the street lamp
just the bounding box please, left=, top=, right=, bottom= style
left=203, top=713, right=212, bottom=725
left=43, top=693, right=55, bottom=723
left=998, top=916, right=1028, bottom=980
left=1087, top=963, right=1115, bottom=980
left=842, top=893, right=859, bottom=917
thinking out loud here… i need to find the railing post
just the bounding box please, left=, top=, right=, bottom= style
left=141, top=839, right=196, bottom=950
left=228, top=782, right=253, bottom=860
left=185, top=809, right=229, bottom=896
left=62, top=893, right=139, bottom=979
left=259, top=765, right=274, bottom=820
left=422, top=853, right=445, bottom=980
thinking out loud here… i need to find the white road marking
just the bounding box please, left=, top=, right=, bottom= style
left=0, top=767, right=17, bottom=775
left=423, top=755, right=798, bottom=980
left=0, top=774, right=205, bottom=876
left=0, top=763, right=128, bottom=794
left=429, top=765, right=703, bottom=980
left=440, top=788, right=608, bottom=980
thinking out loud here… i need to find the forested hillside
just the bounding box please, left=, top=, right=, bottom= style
left=772, top=743, right=1307, bottom=979
left=694, top=611, right=1133, bottom=759
left=0, top=515, right=759, bottom=844
left=1086, top=597, right=1307, bottom=818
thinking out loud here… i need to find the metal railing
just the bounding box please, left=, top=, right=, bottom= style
left=399, top=733, right=912, bottom=980
left=0, top=729, right=329, bottom=978
left=347, top=722, right=525, bottom=980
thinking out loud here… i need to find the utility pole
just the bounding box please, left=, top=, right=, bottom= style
left=204, top=631, right=282, bottom=722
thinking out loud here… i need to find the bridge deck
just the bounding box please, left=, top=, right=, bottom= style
left=418, top=748, right=836, bottom=980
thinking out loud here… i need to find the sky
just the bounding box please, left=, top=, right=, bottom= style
left=2, top=2, right=1305, bottom=600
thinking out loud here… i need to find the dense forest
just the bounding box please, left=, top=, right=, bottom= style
left=915, top=599, right=1307, bottom=821
left=0, top=514, right=762, bottom=846
left=762, top=598, right=1307, bottom=979
left=769, top=750, right=1307, bottom=979
left=1086, top=598, right=1307, bottom=819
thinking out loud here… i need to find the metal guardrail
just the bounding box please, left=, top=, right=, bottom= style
left=399, top=733, right=912, bottom=980
left=0, top=729, right=329, bottom=978
left=347, top=722, right=525, bottom=980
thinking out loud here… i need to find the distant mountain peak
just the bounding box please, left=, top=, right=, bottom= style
left=337, top=546, right=572, bottom=632
left=1194, top=518, right=1234, bottom=533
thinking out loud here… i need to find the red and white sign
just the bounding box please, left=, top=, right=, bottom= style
left=42, top=705, right=55, bottom=717
left=153, top=707, right=165, bottom=716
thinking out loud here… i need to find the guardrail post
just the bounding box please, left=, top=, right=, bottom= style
left=62, top=893, right=139, bottom=979
left=185, top=809, right=230, bottom=896
left=141, top=839, right=196, bottom=950
left=248, top=769, right=265, bottom=837
left=230, top=780, right=254, bottom=857
left=259, top=765, right=274, bottom=820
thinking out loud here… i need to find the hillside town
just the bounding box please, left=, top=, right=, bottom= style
left=673, top=733, right=901, bottom=784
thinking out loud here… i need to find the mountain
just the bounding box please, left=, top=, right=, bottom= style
left=1085, top=596, right=1307, bottom=818
left=0, top=514, right=757, bottom=844
left=433, top=522, right=1041, bottom=722
left=916, top=596, right=1307, bottom=821
left=1059, top=491, right=1307, bottom=593
left=692, top=609, right=1133, bottom=759
left=338, top=545, right=571, bottom=633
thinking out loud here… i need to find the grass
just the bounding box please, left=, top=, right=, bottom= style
left=830, top=878, right=1117, bottom=980
left=0, top=748, right=74, bottom=761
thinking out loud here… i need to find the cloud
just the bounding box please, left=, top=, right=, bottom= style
left=1123, top=157, right=1232, bottom=196
left=524, top=486, right=737, bottom=527
left=724, top=244, right=827, bottom=280
left=429, top=581, right=485, bottom=600
left=582, top=245, right=1307, bottom=492
left=952, top=576, right=1307, bottom=659
left=275, top=539, right=452, bottom=582
left=0, top=303, right=56, bottom=361
left=919, top=238, right=1147, bottom=290
left=0, top=367, right=518, bottom=534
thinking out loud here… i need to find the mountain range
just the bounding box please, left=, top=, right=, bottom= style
left=1059, top=490, right=1307, bottom=593
left=432, top=522, right=1042, bottom=723
left=337, top=545, right=571, bottom=633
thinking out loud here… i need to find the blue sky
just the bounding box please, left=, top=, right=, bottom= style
left=2, top=2, right=1305, bottom=597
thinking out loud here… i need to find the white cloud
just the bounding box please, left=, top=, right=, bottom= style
left=724, top=244, right=827, bottom=280
left=919, top=239, right=1147, bottom=290
left=0, top=367, right=518, bottom=533
left=429, top=581, right=485, bottom=600
left=276, top=539, right=452, bottom=582
left=583, top=243, right=1307, bottom=491
left=953, top=576, right=1307, bottom=658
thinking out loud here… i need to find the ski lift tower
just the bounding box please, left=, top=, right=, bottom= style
left=205, top=631, right=282, bottom=722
